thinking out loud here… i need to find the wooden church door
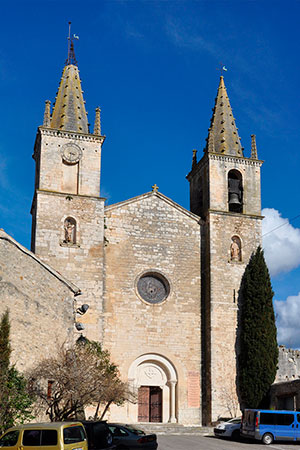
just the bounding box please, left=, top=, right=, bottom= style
left=149, top=386, right=162, bottom=422
left=138, top=386, right=162, bottom=422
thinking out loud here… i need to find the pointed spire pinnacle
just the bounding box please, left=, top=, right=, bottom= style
left=43, top=22, right=88, bottom=133
left=94, top=107, right=101, bottom=135
left=251, top=134, right=258, bottom=159
left=49, top=64, right=89, bottom=133
left=192, top=149, right=198, bottom=168
left=205, top=76, right=243, bottom=157
left=43, top=100, right=51, bottom=127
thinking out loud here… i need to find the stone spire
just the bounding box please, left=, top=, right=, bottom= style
left=43, top=100, right=51, bottom=127
left=251, top=134, right=258, bottom=159
left=93, top=107, right=101, bottom=135
left=50, top=63, right=89, bottom=133
left=205, top=76, right=243, bottom=157
left=192, top=149, right=198, bottom=169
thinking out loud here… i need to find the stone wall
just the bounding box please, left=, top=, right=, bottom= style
left=103, top=191, right=201, bottom=425
left=204, top=211, right=262, bottom=422
left=31, top=127, right=105, bottom=342
left=0, top=230, right=79, bottom=371
left=276, top=345, right=300, bottom=382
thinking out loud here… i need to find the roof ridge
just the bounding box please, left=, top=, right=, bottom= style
left=105, top=191, right=201, bottom=222
left=0, top=229, right=80, bottom=294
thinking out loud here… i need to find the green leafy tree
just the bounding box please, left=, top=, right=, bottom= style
left=238, top=246, right=278, bottom=409
left=0, top=310, right=34, bottom=434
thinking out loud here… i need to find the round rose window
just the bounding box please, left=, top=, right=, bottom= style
left=137, top=272, right=170, bottom=304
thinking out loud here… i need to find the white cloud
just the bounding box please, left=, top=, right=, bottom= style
left=262, top=208, right=300, bottom=277
left=165, top=17, right=218, bottom=56
left=275, top=293, right=300, bottom=348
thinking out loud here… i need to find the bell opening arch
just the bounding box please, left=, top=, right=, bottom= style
left=228, top=169, right=243, bottom=213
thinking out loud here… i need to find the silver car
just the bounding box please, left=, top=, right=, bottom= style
left=214, top=417, right=242, bottom=439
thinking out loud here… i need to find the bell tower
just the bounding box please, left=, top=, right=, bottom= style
left=187, top=76, right=263, bottom=424
left=31, top=32, right=105, bottom=341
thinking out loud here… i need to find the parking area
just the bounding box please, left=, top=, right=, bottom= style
left=157, top=434, right=300, bottom=449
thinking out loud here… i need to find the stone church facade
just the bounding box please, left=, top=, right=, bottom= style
left=28, top=44, right=263, bottom=425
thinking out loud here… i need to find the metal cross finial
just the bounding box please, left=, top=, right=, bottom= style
left=66, top=22, right=78, bottom=66
left=152, top=184, right=159, bottom=192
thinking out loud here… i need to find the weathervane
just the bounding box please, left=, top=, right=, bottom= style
left=217, top=62, right=228, bottom=76
left=66, top=21, right=79, bottom=66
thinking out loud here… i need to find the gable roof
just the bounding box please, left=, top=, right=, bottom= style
left=0, top=229, right=80, bottom=295
left=105, top=190, right=200, bottom=223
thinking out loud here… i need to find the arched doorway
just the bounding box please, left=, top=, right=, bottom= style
left=128, top=354, right=177, bottom=423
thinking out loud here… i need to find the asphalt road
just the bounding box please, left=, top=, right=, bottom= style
left=157, top=435, right=300, bottom=449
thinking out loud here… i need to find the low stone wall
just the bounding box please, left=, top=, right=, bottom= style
left=276, top=345, right=300, bottom=383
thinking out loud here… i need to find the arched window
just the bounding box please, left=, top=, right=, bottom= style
left=63, top=217, right=77, bottom=244
left=230, top=235, right=242, bottom=262
left=228, top=169, right=243, bottom=213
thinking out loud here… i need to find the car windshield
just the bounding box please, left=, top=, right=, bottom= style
left=228, top=418, right=241, bottom=424
left=123, top=426, right=145, bottom=435
left=0, top=431, right=19, bottom=447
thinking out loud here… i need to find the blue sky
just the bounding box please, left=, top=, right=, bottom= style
left=0, top=0, right=300, bottom=346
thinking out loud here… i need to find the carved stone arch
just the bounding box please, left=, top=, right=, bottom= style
left=128, top=354, right=177, bottom=423
left=230, top=235, right=242, bottom=262
left=228, top=169, right=243, bottom=213
left=128, top=354, right=177, bottom=382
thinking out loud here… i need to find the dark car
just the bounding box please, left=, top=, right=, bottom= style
left=80, top=421, right=116, bottom=450
left=107, top=424, right=157, bottom=450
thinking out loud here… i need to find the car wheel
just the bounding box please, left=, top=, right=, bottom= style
left=262, top=433, right=274, bottom=445
left=231, top=429, right=240, bottom=440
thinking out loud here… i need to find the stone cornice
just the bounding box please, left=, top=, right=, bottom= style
left=38, top=126, right=105, bottom=144
left=208, top=209, right=264, bottom=220
left=187, top=152, right=263, bottom=179
left=36, top=189, right=106, bottom=202
left=208, top=152, right=263, bottom=166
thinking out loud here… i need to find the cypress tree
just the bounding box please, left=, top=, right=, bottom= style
left=0, top=310, right=34, bottom=433
left=0, top=309, right=11, bottom=374
left=238, top=246, right=278, bottom=409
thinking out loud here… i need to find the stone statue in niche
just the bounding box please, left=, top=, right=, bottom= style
left=64, top=218, right=76, bottom=244
left=230, top=236, right=241, bottom=261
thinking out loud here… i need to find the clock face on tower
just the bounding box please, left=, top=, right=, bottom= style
left=61, top=143, right=82, bottom=164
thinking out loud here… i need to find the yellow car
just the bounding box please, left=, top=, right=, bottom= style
left=0, top=422, right=87, bottom=450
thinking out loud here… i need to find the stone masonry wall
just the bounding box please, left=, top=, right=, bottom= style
left=32, top=128, right=105, bottom=342
left=36, top=129, right=103, bottom=197
left=34, top=190, right=105, bottom=341
left=0, top=233, right=77, bottom=372
left=103, top=192, right=201, bottom=425
left=208, top=211, right=262, bottom=422
left=208, top=155, right=262, bottom=216
left=276, top=346, right=300, bottom=382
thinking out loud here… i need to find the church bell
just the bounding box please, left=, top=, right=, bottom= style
left=228, top=192, right=241, bottom=205
left=228, top=178, right=242, bottom=211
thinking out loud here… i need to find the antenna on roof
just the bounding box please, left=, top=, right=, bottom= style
left=66, top=21, right=78, bottom=66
